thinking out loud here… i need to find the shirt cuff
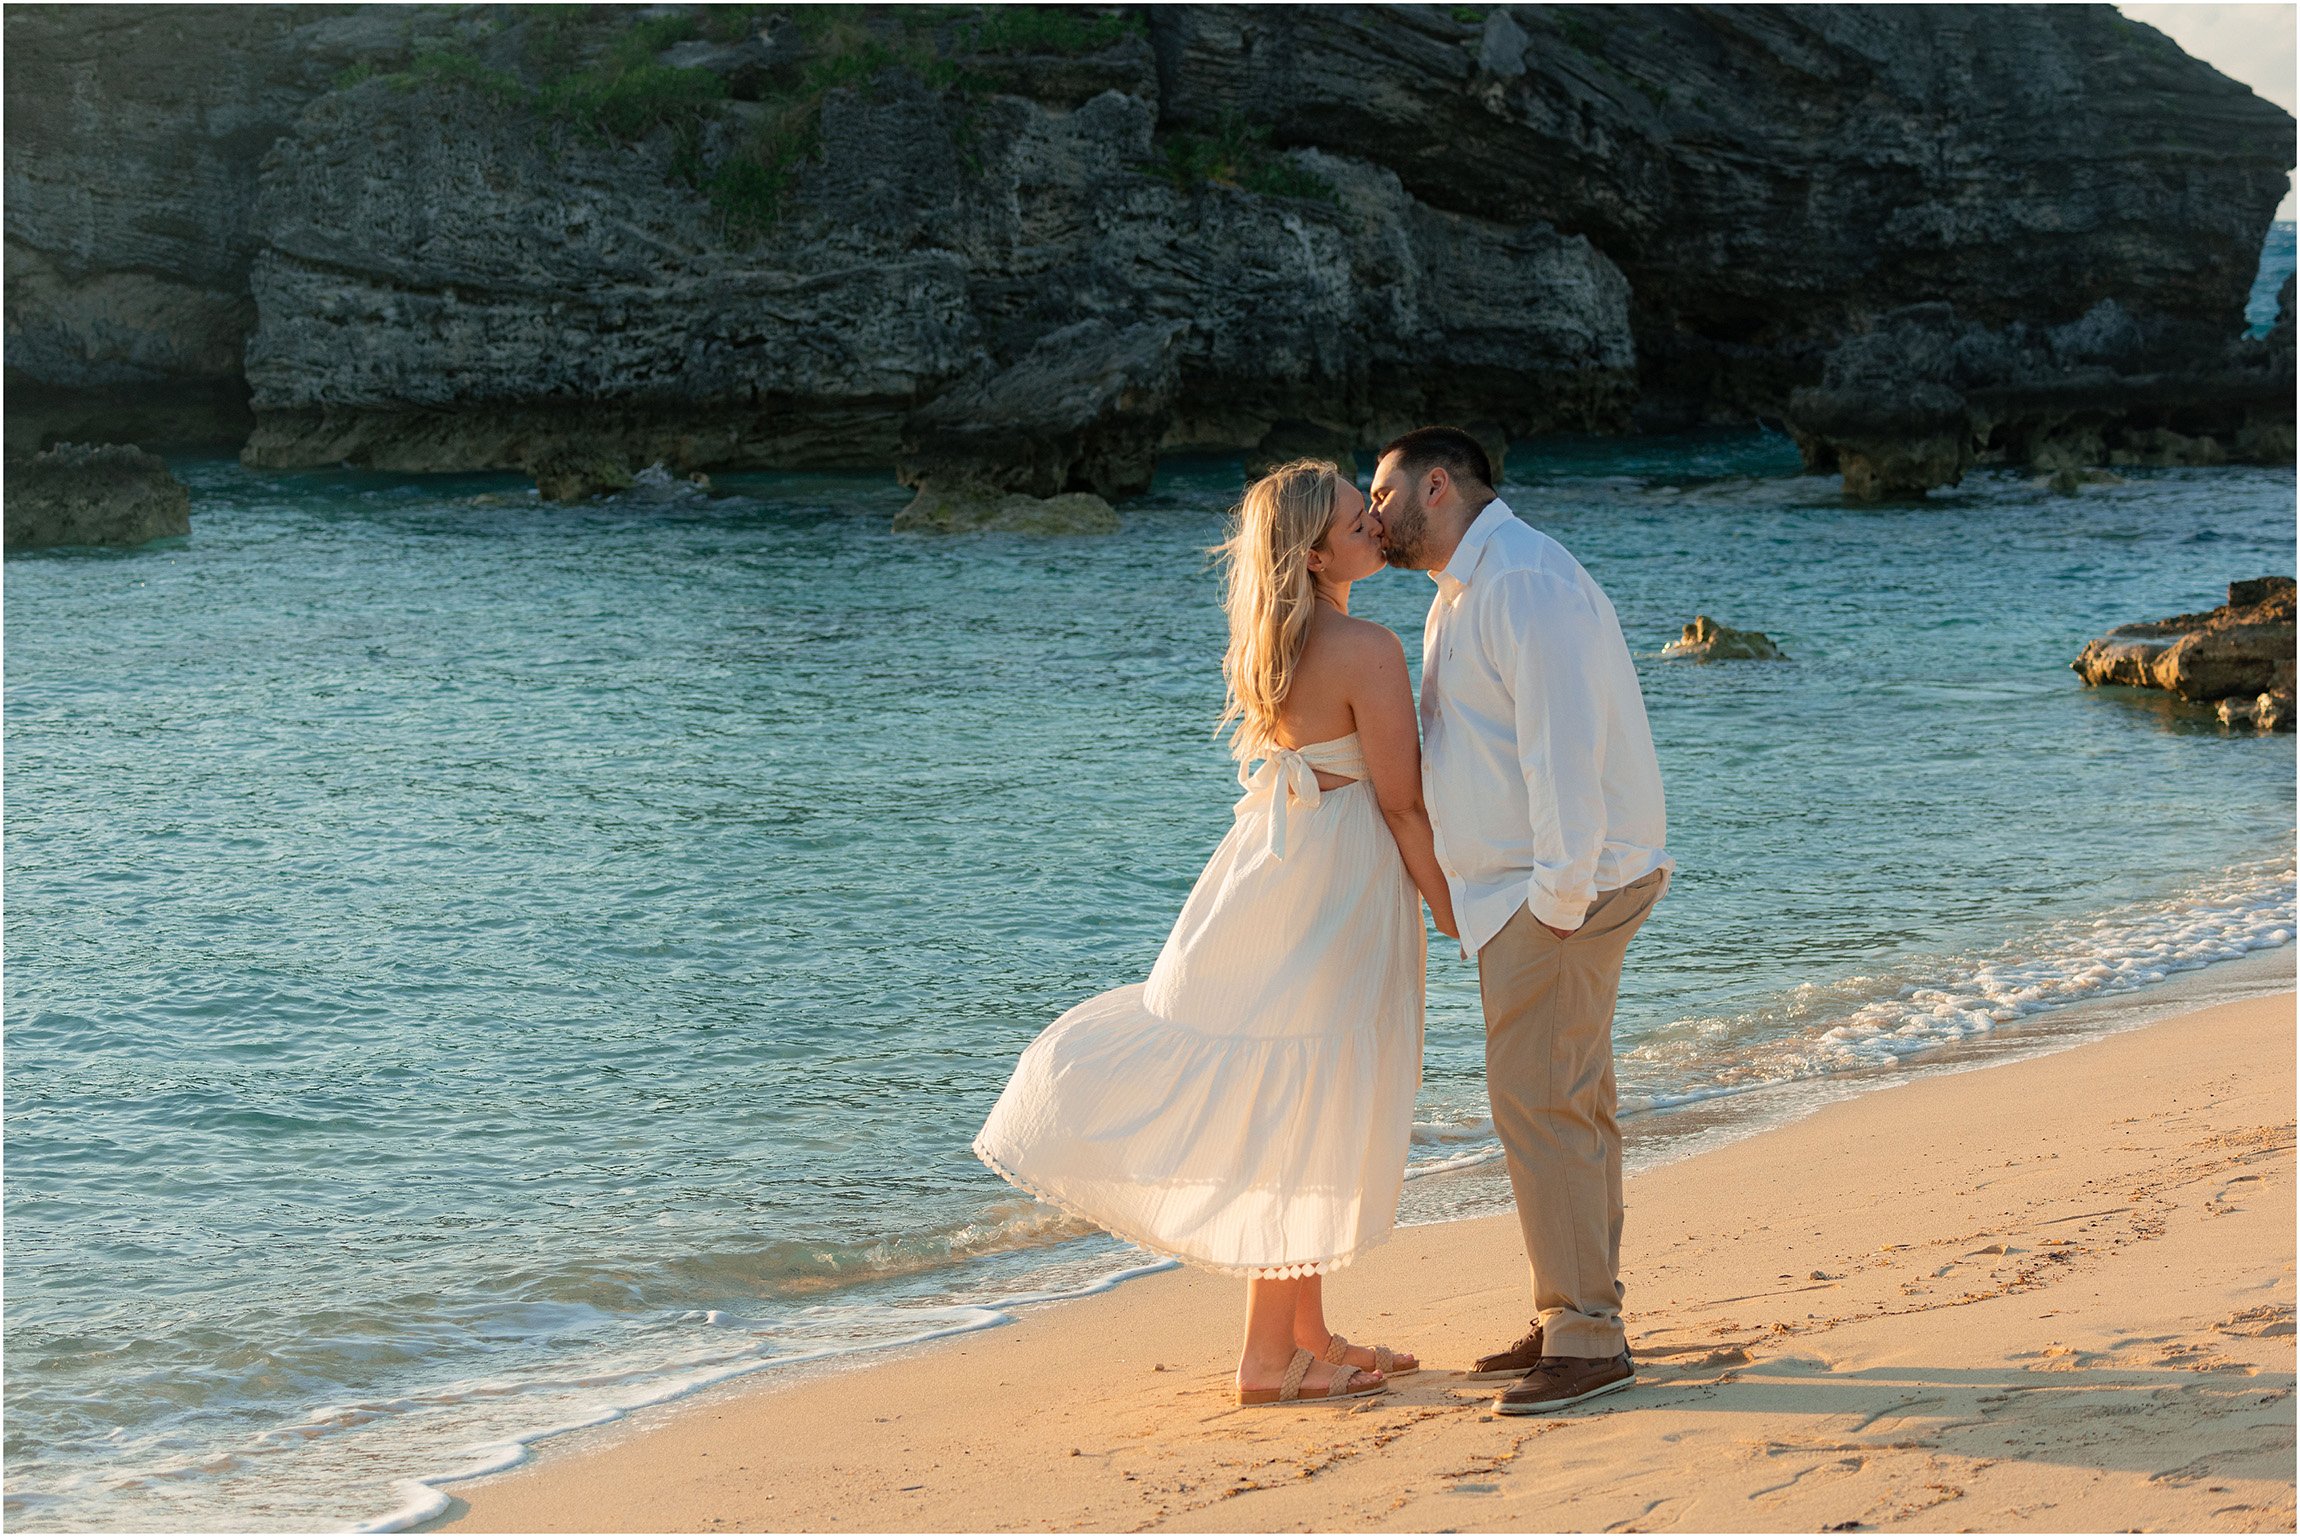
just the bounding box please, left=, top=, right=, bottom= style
left=1526, top=883, right=1591, bottom=933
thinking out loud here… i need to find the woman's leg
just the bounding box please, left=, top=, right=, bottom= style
left=1237, top=1276, right=1375, bottom=1395
left=1291, top=1274, right=1419, bottom=1372
left=1291, top=1274, right=1333, bottom=1352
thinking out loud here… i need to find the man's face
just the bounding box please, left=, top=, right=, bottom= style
left=1370, top=452, right=1435, bottom=570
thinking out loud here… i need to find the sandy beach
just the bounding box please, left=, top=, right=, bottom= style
left=435, top=980, right=2297, bottom=1534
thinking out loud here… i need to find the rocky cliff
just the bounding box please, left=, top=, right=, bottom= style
left=6, top=4, right=2291, bottom=501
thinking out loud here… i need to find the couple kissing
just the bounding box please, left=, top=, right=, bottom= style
left=975, top=425, right=1672, bottom=1415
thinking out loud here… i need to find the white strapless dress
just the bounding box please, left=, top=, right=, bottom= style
left=974, top=733, right=1427, bottom=1278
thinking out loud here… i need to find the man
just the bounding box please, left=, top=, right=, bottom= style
left=1370, top=425, right=1672, bottom=1415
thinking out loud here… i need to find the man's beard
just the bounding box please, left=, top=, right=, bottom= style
left=1381, top=488, right=1431, bottom=569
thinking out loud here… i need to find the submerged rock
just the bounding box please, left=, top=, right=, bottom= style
left=1661, top=616, right=1787, bottom=661
left=2217, top=689, right=2297, bottom=732
left=527, top=447, right=633, bottom=503
left=2041, top=465, right=2126, bottom=495
left=620, top=462, right=713, bottom=503
left=893, top=484, right=1119, bottom=536
left=5, top=441, right=190, bottom=550
left=2073, top=577, right=2297, bottom=703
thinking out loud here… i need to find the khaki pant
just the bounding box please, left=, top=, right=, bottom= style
left=1476, top=866, right=1668, bottom=1359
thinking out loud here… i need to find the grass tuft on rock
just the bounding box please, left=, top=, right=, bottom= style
left=534, top=13, right=724, bottom=148
left=1150, top=116, right=1337, bottom=203
left=704, top=7, right=994, bottom=240
left=389, top=48, right=529, bottom=107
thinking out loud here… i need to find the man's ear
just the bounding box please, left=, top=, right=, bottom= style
left=1426, top=467, right=1451, bottom=507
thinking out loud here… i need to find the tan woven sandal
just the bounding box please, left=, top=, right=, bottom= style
left=1237, top=1347, right=1387, bottom=1407
left=1323, top=1332, right=1419, bottom=1377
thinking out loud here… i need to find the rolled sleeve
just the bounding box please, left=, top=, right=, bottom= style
left=1496, top=571, right=1611, bottom=933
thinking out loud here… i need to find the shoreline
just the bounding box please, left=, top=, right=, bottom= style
left=431, top=958, right=2296, bottom=1534
left=367, top=945, right=2296, bottom=1532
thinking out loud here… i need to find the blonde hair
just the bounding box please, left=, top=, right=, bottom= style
left=1213, top=458, right=1340, bottom=760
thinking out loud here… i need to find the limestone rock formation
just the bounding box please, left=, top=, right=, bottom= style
left=5, top=441, right=191, bottom=550
left=1785, top=298, right=2295, bottom=499
left=1661, top=616, right=1787, bottom=661
left=220, top=49, right=1634, bottom=492
left=1244, top=421, right=1360, bottom=481
left=897, top=319, right=1186, bottom=501
left=2073, top=578, right=2297, bottom=703
left=3, top=5, right=2290, bottom=497
left=894, top=484, right=1119, bottom=535
left=3, top=5, right=403, bottom=450
left=1151, top=6, right=2293, bottom=428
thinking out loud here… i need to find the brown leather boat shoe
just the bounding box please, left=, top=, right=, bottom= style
left=1463, top=1322, right=1545, bottom=1381
left=1492, top=1350, right=1636, bottom=1414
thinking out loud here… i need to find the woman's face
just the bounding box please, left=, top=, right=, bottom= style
left=1312, top=479, right=1386, bottom=585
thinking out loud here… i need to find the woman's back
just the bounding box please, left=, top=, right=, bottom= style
left=1272, top=608, right=1355, bottom=741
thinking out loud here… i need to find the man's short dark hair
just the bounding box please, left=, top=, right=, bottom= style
left=1379, top=425, right=1493, bottom=494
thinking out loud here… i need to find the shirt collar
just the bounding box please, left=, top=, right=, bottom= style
left=1430, top=497, right=1514, bottom=603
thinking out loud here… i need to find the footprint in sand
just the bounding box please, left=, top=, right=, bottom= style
left=2018, top=1343, right=2101, bottom=1372
left=2214, top=1303, right=2297, bottom=1338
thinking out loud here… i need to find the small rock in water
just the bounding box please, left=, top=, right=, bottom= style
left=622, top=462, right=710, bottom=503
left=527, top=446, right=633, bottom=503
left=1661, top=615, right=1787, bottom=661
left=5, top=441, right=191, bottom=550
left=895, top=481, right=1119, bottom=536
left=2220, top=688, right=2296, bottom=732
left=2042, top=464, right=2125, bottom=495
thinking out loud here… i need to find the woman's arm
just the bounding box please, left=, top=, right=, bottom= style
left=1348, top=625, right=1460, bottom=939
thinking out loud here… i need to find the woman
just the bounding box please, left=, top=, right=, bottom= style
left=973, top=459, right=1460, bottom=1407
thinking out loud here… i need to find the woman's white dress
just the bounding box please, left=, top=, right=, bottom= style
left=973, top=733, right=1427, bottom=1278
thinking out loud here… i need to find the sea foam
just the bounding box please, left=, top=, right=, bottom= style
left=1402, top=856, right=2294, bottom=1182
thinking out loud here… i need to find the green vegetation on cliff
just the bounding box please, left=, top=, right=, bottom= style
left=1149, top=115, right=1337, bottom=203
left=357, top=4, right=1154, bottom=241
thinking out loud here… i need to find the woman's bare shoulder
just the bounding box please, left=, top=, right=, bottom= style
left=1323, top=611, right=1406, bottom=659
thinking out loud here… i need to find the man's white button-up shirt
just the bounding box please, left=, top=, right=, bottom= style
left=1419, top=498, right=1671, bottom=957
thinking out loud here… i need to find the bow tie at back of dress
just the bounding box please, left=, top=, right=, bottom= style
left=1233, top=732, right=1367, bottom=861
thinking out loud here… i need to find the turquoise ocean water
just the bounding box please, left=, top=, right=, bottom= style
left=6, top=427, right=2295, bottom=1528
